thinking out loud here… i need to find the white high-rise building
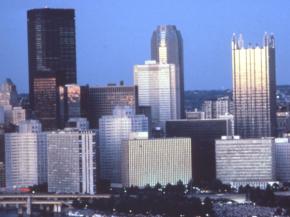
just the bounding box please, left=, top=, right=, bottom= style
left=99, top=106, right=148, bottom=184
left=121, top=137, right=192, bottom=187
left=47, top=129, right=97, bottom=194
left=5, top=120, right=47, bottom=189
left=134, top=60, right=179, bottom=130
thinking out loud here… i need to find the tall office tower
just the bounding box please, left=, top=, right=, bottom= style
left=99, top=106, right=148, bottom=184
left=59, top=84, right=81, bottom=128
left=216, top=136, right=275, bottom=188
left=84, top=84, right=138, bottom=128
left=121, top=137, right=192, bottom=187
left=232, top=33, right=276, bottom=138
left=47, top=129, right=97, bottom=194
left=166, top=119, right=232, bottom=183
left=0, top=126, right=4, bottom=187
left=5, top=120, right=47, bottom=189
left=151, top=25, right=184, bottom=118
left=134, top=60, right=179, bottom=130
left=27, top=9, right=77, bottom=130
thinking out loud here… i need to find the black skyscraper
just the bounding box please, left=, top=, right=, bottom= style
left=27, top=8, right=77, bottom=130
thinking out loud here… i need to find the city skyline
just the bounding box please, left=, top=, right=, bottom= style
left=1, top=0, right=290, bottom=92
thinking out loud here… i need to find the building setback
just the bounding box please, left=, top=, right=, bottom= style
left=215, top=136, right=276, bottom=188
left=166, top=119, right=232, bottom=183
left=27, top=9, right=77, bottom=130
left=232, top=34, right=277, bottom=138
left=121, top=137, right=192, bottom=187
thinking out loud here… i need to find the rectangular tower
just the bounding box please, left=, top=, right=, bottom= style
left=27, top=9, right=77, bottom=130
left=232, top=34, right=277, bottom=138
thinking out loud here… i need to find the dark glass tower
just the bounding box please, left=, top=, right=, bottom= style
left=151, top=25, right=185, bottom=118
left=27, top=8, right=77, bottom=130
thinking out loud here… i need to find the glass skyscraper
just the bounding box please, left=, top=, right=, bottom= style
left=151, top=25, right=184, bottom=118
left=232, top=34, right=277, bottom=138
left=27, top=9, right=77, bottom=130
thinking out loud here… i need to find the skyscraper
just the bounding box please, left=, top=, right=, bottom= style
left=151, top=25, right=184, bottom=118
left=232, top=34, right=277, bottom=138
left=27, top=9, right=77, bottom=130
left=99, top=106, right=148, bottom=184
left=134, top=60, right=179, bottom=130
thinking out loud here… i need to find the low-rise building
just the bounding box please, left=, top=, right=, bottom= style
left=121, top=137, right=192, bottom=187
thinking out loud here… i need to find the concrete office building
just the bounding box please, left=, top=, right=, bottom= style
left=232, top=34, right=277, bottom=138
left=166, top=119, right=232, bottom=182
left=151, top=25, right=184, bottom=118
left=121, top=137, right=192, bottom=187
left=5, top=120, right=47, bottom=189
left=99, top=106, right=148, bottom=184
left=47, top=129, right=97, bottom=194
left=134, top=60, right=179, bottom=130
left=215, top=136, right=276, bottom=188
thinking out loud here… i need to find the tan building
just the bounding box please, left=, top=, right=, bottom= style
left=121, top=137, right=192, bottom=187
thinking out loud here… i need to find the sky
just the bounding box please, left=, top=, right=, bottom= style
left=1, top=0, right=290, bottom=93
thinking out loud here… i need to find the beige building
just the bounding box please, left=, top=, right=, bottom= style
left=121, top=137, right=192, bottom=187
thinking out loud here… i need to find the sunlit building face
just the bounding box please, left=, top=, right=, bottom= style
left=232, top=34, right=277, bottom=138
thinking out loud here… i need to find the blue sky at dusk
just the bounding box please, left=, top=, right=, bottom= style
left=1, top=0, right=290, bottom=92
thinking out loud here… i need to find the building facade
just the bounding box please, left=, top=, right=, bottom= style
left=83, top=84, right=138, bottom=128
left=27, top=9, right=77, bottom=130
left=47, top=129, right=97, bottom=194
left=134, top=60, right=179, bottom=130
left=232, top=34, right=277, bottom=138
left=5, top=120, right=47, bottom=189
left=99, top=106, right=148, bottom=184
left=215, top=137, right=276, bottom=187
left=151, top=25, right=184, bottom=118
left=275, top=137, right=290, bottom=182
left=121, top=137, right=192, bottom=187
left=166, top=119, right=232, bottom=183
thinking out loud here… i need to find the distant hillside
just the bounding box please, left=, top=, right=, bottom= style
left=185, top=85, right=290, bottom=110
